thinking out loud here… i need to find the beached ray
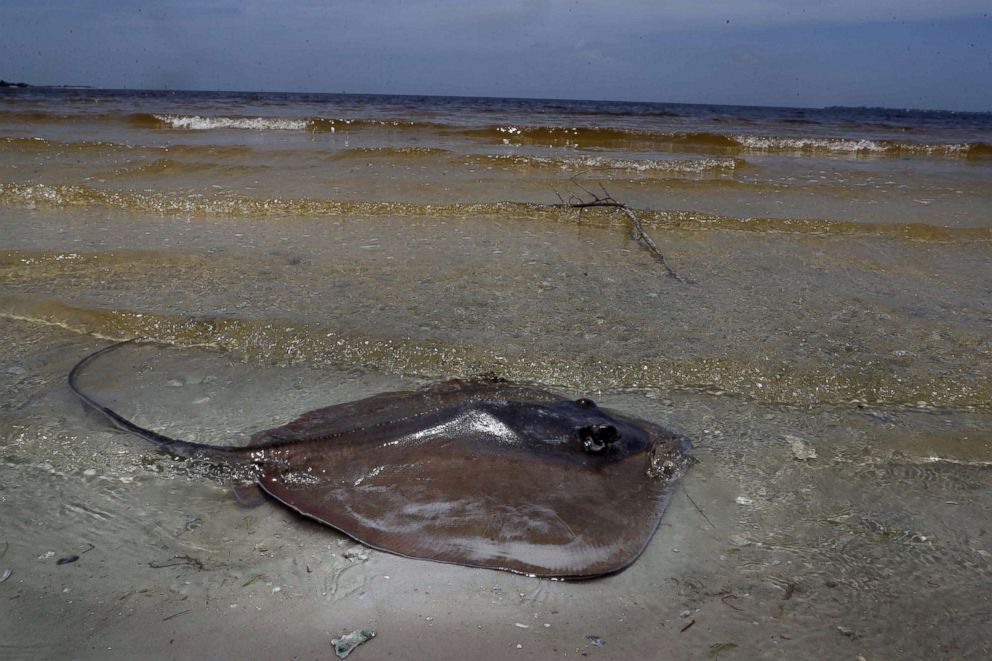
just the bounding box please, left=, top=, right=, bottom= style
left=69, top=342, right=691, bottom=578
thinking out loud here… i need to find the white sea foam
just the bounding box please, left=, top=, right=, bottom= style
left=491, top=154, right=738, bottom=173
left=920, top=456, right=992, bottom=468
left=900, top=142, right=971, bottom=156
left=731, top=135, right=972, bottom=156
left=154, top=114, right=311, bottom=131
left=586, top=156, right=738, bottom=172
left=734, top=135, right=888, bottom=153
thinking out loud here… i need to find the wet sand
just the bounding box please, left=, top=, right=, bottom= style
left=2, top=319, right=991, bottom=659
left=2, top=90, right=992, bottom=659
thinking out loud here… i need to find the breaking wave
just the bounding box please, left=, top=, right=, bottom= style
left=149, top=114, right=312, bottom=131
left=0, top=136, right=737, bottom=175
left=475, top=154, right=742, bottom=174
left=3, top=109, right=987, bottom=158
left=731, top=135, right=986, bottom=156
left=485, top=126, right=987, bottom=156
left=136, top=113, right=441, bottom=133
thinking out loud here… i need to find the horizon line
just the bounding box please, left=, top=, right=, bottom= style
left=4, top=82, right=991, bottom=115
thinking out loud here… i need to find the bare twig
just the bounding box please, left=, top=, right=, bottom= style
left=162, top=609, right=192, bottom=622
left=721, top=594, right=743, bottom=611
left=683, top=486, right=716, bottom=529
left=554, top=184, right=684, bottom=281
left=148, top=554, right=206, bottom=571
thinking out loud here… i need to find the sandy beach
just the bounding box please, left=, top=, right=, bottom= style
left=1, top=89, right=991, bottom=659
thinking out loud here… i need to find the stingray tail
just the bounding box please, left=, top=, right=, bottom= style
left=69, top=340, right=248, bottom=465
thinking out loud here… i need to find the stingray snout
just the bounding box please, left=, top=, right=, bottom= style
left=579, top=424, right=620, bottom=453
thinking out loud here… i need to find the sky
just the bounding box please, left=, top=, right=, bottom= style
left=2, top=1, right=990, bottom=111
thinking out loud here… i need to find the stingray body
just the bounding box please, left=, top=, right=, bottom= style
left=69, top=342, right=691, bottom=578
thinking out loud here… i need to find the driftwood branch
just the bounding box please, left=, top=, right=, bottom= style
left=553, top=184, right=684, bottom=282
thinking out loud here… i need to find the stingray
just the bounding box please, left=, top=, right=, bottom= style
left=69, top=341, right=691, bottom=578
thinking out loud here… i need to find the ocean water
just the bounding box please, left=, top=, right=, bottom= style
left=1, top=88, right=991, bottom=659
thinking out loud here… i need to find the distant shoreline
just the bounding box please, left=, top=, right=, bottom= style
left=1, top=83, right=988, bottom=114
left=0, top=81, right=94, bottom=89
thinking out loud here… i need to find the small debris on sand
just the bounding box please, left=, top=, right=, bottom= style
left=343, top=549, right=369, bottom=562
left=709, top=642, right=737, bottom=658
left=786, top=435, right=817, bottom=461
left=331, top=629, right=376, bottom=659
left=586, top=635, right=605, bottom=647
left=729, top=533, right=751, bottom=547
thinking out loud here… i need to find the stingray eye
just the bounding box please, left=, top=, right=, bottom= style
left=575, top=398, right=596, bottom=409
left=578, top=424, right=620, bottom=454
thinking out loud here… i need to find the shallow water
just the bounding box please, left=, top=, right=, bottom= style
left=1, top=89, right=991, bottom=659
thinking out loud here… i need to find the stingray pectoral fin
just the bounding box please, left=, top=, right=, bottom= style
left=255, top=444, right=674, bottom=578
left=232, top=482, right=268, bottom=507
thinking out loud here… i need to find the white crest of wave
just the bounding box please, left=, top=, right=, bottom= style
left=735, top=135, right=888, bottom=153
left=154, top=114, right=311, bottom=131
left=581, top=156, right=738, bottom=172
left=492, top=154, right=738, bottom=173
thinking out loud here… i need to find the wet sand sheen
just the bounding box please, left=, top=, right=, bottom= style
left=2, top=321, right=991, bottom=659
